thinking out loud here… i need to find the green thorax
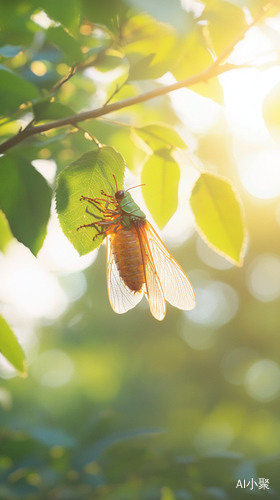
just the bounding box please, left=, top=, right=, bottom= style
left=118, top=192, right=146, bottom=229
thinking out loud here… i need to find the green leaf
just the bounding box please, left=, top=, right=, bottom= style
left=262, top=82, right=280, bottom=143
left=171, top=29, right=224, bottom=105
left=0, top=315, right=27, bottom=376
left=122, top=13, right=176, bottom=81
left=190, top=173, right=245, bottom=266
left=133, top=123, right=187, bottom=153
left=0, top=210, right=13, bottom=252
left=0, top=45, right=22, bottom=58
left=32, top=97, right=75, bottom=122
left=141, top=151, right=180, bottom=229
left=56, top=146, right=125, bottom=256
left=128, top=54, right=156, bottom=81
left=40, top=0, right=81, bottom=36
left=0, top=156, right=52, bottom=255
left=0, top=66, right=39, bottom=116
left=47, top=26, right=84, bottom=64
left=201, top=0, right=246, bottom=56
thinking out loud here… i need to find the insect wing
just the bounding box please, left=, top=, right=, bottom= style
left=138, top=221, right=196, bottom=311
left=107, top=235, right=143, bottom=314
left=136, top=224, right=166, bottom=321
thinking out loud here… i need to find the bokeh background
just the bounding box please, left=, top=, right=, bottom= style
left=1, top=0, right=280, bottom=498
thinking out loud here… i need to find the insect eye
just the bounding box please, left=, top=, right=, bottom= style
left=115, top=190, right=124, bottom=200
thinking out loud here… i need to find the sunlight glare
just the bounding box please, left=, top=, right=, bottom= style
left=221, top=348, right=260, bottom=386
left=245, top=359, right=280, bottom=402
left=60, top=272, right=87, bottom=302
left=32, top=349, right=75, bottom=387
left=31, top=11, right=53, bottom=29
left=9, top=266, right=68, bottom=319
left=180, top=320, right=216, bottom=350
left=32, top=159, right=57, bottom=184
left=158, top=72, right=222, bottom=134
left=196, top=236, right=234, bottom=270
left=238, top=149, right=280, bottom=199
left=247, top=254, right=280, bottom=302
left=0, top=242, right=68, bottom=320
left=0, top=356, right=17, bottom=380
left=13, top=326, right=40, bottom=365
left=38, top=209, right=98, bottom=273
left=227, top=26, right=276, bottom=66
left=185, top=272, right=239, bottom=327
left=194, top=421, right=234, bottom=454
left=220, top=67, right=280, bottom=145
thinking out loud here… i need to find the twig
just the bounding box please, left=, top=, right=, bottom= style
left=75, top=124, right=101, bottom=147
left=49, top=65, right=77, bottom=95
left=0, top=1, right=275, bottom=155
left=104, top=79, right=127, bottom=106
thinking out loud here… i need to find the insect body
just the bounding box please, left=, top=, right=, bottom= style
left=78, top=184, right=196, bottom=320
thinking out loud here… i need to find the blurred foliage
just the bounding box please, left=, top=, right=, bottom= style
left=0, top=0, right=280, bottom=499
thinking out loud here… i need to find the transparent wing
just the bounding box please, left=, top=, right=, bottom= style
left=135, top=224, right=166, bottom=321
left=138, top=221, right=196, bottom=311
left=107, top=235, right=143, bottom=314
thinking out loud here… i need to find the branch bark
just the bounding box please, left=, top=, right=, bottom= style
left=0, top=1, right=275, bottom=155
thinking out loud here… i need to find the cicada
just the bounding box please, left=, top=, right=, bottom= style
left=78, top=179, right=196, bottom=320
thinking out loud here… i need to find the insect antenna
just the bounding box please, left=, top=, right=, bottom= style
left=126, top=183, right=146, bottom=192
left=112, top=174, right=118, bottom=192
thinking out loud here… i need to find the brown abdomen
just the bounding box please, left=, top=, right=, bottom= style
left=110, top=227, right=145, bottom=292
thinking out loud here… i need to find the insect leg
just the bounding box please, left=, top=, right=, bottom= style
left=77, top=216, right=122, bottom=232
left=92, top=219, right=122, bottom=241
left=113, top=223, right=122, bottom=234
left=100, top=190, right=115, bottom=200
left=81, top=196, right=119, bottom=215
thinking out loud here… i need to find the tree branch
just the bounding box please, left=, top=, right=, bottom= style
left=0, top=1, right=275, bottom=155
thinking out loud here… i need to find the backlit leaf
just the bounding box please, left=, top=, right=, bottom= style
left=121, top=13, right=176, bottom=80
left=201, top=0, right=246, bottom=56
left=133, top=123, right=187, bottom=153
left=141, top=150, right=180, bottom=229
left=56, top=146, right=125, bottom=256
left=0, top=66, right=39, bottom=116
left=0, top=156, right=52, bottom=255
left=171, top=29, right=224, bottom=105
left=190, top=173, right=245, bottom=266
left=0, top=315, right=27, bottom=376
